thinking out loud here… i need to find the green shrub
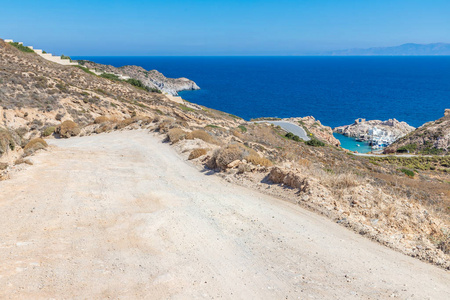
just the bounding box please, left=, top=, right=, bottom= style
left=61, top=54, right=72, bottom=61
left=397, top=143, right=417, bottom=153
left=292, top=135, right=301, bottom=142
left=125, top=78, right=161, bottom=93
left=238, top=125, right=247, bottom=133
left=75, top=65, right=96, bottom=75
left=42, top=126, right=56, bottom=137
left=100, top=73, right=121, bottom=81
left=306, top=138, right=325, bottom=147
left=8, top=42, right=34, bottom=53
left=399, top=168, right=415, bottom=177
left=421, top=147, right=444, bottom=155
left=228, top=113, right=242, bottom=120
left=179, top=104, right=194, bottom=112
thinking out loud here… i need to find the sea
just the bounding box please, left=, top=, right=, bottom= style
left=73, top=56, right=450, bottom=153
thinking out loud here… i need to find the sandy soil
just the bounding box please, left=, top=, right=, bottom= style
left=0, top=130, right=448, bottom=299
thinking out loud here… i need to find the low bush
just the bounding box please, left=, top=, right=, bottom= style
left=56, top=120, right=80, bottom=138
left=397, top=143, right=417, bottom=153
left=285, top=132, right=302, bottom=142
left=75, top=66, right=96, bottom=75
left=188, top=148, right=208, bottom=160
left=116, top=118, right=135, bottom=129
left=100, top=73, right=121, bottom=81
left=61, top=54, right=72, bottom=61
left=186, top=130, right=216, bottom=144
left=94, top=116, right=109, bottom=124
left=238, top=125, right=247, bottom=133
left=306, top=138, right=325, bottom=147
left=95, top=123, right=113, bottom=134
left=326, top=173, right=360, bottom=189
left=245, top=154, right=272, bottom=167
left=180, top=104, right=194, bottom=112
left=399, top=168, right=415, bottom=177
left=167, top=128, right=187, bottom=144
left=23, top=138, right=48, bottom=156
left=42, top=126, right=56, bottom=137
left=0, top=128, right=16, bottom=156
left=125, top=78, right=161, bottom=93
left=8, top=42, right=34, bottom=53
left=14, top=158, right=33, bottom=165
left=209, top=144, right=248, bottom=170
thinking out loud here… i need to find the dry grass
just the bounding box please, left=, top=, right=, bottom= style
left=298, top=158, right=311, bottom=167
left=188, top=148, right=208, bottom=160
left=95, top=123, right=113, bottom=134
left=246, top=154, right=273, bottom=167
left=116, top=118, right=135, bottom=129
left=0, top=128, right=15, bottom=156
left=326, top=173, right=361, bottom=189
left=186, top=130, right=217, bottom=144
left=23, top=138, right=48, bottom=155
left=56, top=120, right=80, bottom=138
left=94, top=116, right=109, bottom=124
left=14, top=158, right=33, bottom=165
left=168, top=128, right=187, bottom=144
left=156, top=119, right=174, bottom=133
left=210, top=143, right=248, bottom=170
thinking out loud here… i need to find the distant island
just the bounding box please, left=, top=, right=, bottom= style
left=325, top=43, right=450, bottom=56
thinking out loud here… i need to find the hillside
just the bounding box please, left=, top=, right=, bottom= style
left=327, top=43, right=450, bottom=56
left=385, top=109, right=450, bottom=155
left=0, top=37, right=449, bottom=272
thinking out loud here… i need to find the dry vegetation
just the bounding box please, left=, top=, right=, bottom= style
left=94, top=116, right=109, bottom=124
left=23, top=138, right=47, bottom=156
left=186, top=130, right=217, bottom=144
left=188, top=148, right=208, bottom=160
left=56, top=120, right=80, bottom=138
left=0, top=38, right=449, bottom=269
left=168, top=128, right=187, bottom=144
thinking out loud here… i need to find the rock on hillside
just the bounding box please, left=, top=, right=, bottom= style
left=334, top=118, right=415, bottom=142
left=385, top=109, right=450, bottom=154
left=286, top=116, right=340, bottom=146
left=78, top=60, right=200, bottom=96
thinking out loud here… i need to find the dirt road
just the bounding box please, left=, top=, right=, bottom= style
left=0, top=130, right=448, bottom=299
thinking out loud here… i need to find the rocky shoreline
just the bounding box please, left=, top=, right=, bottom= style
left=334, top=118, right=415, bottom=148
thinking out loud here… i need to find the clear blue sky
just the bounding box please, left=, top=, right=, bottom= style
left=2, top=0, right=449, bottom=56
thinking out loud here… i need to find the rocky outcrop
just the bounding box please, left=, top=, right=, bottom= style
left=78, top=60, right=200, bottom=96
left=281, top=116, right=340, bottom=146
left=385, top=110, right=450, bottom=154
left=334, top=118, right=415, bottom=142
left=293, top=116, right=340, bottom=146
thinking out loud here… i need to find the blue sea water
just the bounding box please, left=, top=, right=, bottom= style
left=73, top=56, right=450, bottom=152
left=333, top=133, right=373, bottom=153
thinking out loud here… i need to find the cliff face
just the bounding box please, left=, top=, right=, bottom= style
left=78, top=60, right=200, bottom=96
left=385, top=110, right=450, bottom=154
left=334, top=118, right=415, bottom=142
